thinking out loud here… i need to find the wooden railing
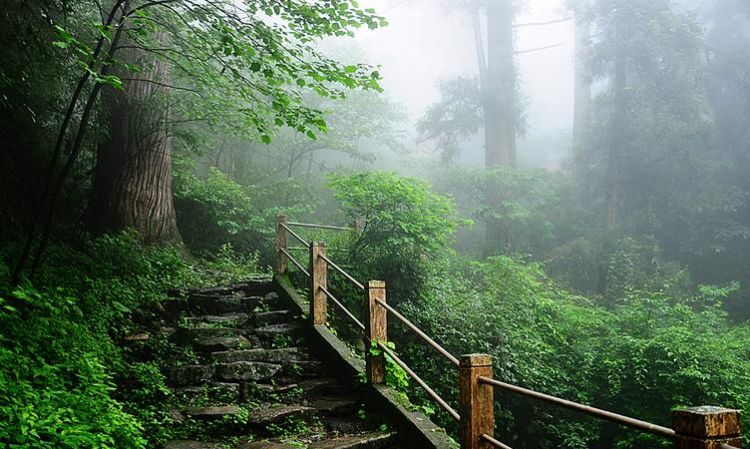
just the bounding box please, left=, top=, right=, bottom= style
left=274, top=214, right=744, bottom=449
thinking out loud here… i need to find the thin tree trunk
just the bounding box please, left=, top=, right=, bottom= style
left=27, top=1, right=132, bottom=275
left=12, top=0, right=126, bottom=283
left=606, top=56, right=627, bottom=231
left=484, top=0, right=516, bottom=168
left=88, top=32, right=181, bottom=244
left=573, top=0, right=592, bottom=150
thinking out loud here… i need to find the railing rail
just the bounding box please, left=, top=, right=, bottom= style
left=288, top=221, right=354, bottom=232
left=273, top=214, right=744, bottom=449
left=477, top=376, right=676, bottom=438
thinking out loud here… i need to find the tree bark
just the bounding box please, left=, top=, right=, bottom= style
left=88, top=33, right=181, bottom=244
left=606, top=56, right=627, bottom=231
left=484, top=0, right=516, bottom=169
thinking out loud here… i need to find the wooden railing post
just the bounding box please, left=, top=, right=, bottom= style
left=364, top=280, right=387, bottom=384
left=673, top=407, right=742, bottom=449
left=460, top=354, right=494, bottom=449
left=309, top=242, right=327, bottom=325
left=275, top=214, right=288, bottom=275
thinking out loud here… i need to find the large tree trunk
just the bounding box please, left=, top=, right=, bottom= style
left=573, top=0, right=592, bottom=150
left=88, top=34, right=181, bottom=244
left=484, top=0, right=516, bottom=168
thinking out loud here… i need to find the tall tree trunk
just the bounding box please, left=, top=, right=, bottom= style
left=606, top=56, right=627, bottom=231
left=573, top=0, right=592, bottom=150
left=484, top=0, right=516, bottom=168
left=88, top=33, right=181, bottom=244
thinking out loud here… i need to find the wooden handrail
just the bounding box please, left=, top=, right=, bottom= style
left=320, top=253, right=365, bottom=291
left=478, top=376, right=676, bottom=438
left=377, top=340, right=461, bottom=422
left=280, top=247, right=310, bottom=278
left=288, top=221, right=354, bottom=231
left=273, top=216, right=744, bottom=449
left=374, top=297, right=459, bottom=367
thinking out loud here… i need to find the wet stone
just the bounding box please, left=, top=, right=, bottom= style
left=169, top=365, right=215, bottom=387
left=247, top=404, right=315, bottom=425
left=216, top=361, right=282, bottom=382
left=210, top=347, right=306, bottom=364
left=185, top=405, right=243, bottom=420
left=195, top=336, right=254, bottom=352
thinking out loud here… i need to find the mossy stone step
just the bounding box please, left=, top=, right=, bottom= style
left=174, top=382, right=240, bottom=404
left=164, top=441, right=224, bottom=449
left=309, top=432, right=398, bottom=449
left=185, top=405, right=243, bottom=420
left=247, top=404, right=315, bottom=425
left=170, top=365, right=215, bottom=387
left=216, top=361, right=282, bottom=382
left=183, top=313, right=250, bottom=328
left=188, top=295, right=245, bottom=314
left=254, top=323, right=305, bottom=339
left=307, top=395, right=357, bottom=415
left=194, top=335, right=256, bottom=352
left=210, top=347, right=307, bottom=364
left=254, top=310, right=293, bottom=326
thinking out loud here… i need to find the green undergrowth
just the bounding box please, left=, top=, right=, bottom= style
left=0, top=231, right=265, bottom=449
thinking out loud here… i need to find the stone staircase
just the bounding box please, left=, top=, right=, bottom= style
left=150, top=279, right=400, bottom=449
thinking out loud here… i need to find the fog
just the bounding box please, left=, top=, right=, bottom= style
left=355, top=0, right=575, bottom=168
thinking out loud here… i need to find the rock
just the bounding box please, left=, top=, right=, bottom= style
left=298, top=378, right=346, bottom=396
left=183, top=313, right=249, bottom=328
left=163, top=299, right=189, bottom=315
left=264, top=292, right=280, bottom=302
left=254, top=310, right=291, bottom=326
left=188, top=294, right=244, bottom=314
left=216, top=361, right=282, bottom=382
left=281, top=360, right=325, bottom=378
left=309, top=432, right=397, bottom=449
left=255, top=323, right=304, bottom=339
left=210, top=348, right=306, bottom=364
left=174, top=383, right=240, bottom=404
left=123, top=332, right=150, bottom=342
left=169, top=365, right=215, bottom=387
left=168, top=409, right=185, bottom=425
left=164, top=440, right=224, bottom=449
left=309, top=396, right=357, bottom=414
left=195, top=336, right=254, bottom=352
left=237, top=442, right=298, bottom=449
left=247, top=404, right=315, bottom=425
left=185, top=405, right=243, bottom=420
left=242, top=296, right=265, bottom=310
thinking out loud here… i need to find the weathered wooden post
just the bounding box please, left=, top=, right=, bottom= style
left=673, top=407, right=742, bottom=449
left=275, top=214, right=288, bottom=275
left=309, top=242, right=327, bottom=325
left=364, top=280, right=387, bottom=384
left=459, top=354, right=494, bottom=449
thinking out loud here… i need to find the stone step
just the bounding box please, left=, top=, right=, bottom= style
left=255, top=323, right=304, bottom=339
left=165, top=441, right=224, bottom=449
left=248, top=404, right=315, bottom=425
left=297, top=378, right=349, bottom=396
left=216, top=361, right=282, bottom=382
left=174, top=326, right=246, bottom=341
left=185, top=405, right=243, bottom=420
left=307, top=395, right=357, bottom=415
left=188, top=295, right=245, bottom=314
left=281, top=360, right=325, bottom=378
left=309, top=432, right=398, bottom=449
left=183, top=313, right=250, bottom=328
left=210, top=347, right=307, bottom=364
left=174, top=382, right=240, bottom=404
left=194, top=335, right=256, bottom=353
left=254, top=310, right=293, bottom=327
left=170, top=365, right=215, bottom=387
left=238, top=441, right=298, bottom=449
left=232, top=279, right=275, bottom=296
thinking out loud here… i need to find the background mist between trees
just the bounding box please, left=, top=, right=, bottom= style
left=2, top=1, right=750, bottom=449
